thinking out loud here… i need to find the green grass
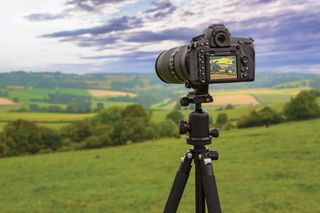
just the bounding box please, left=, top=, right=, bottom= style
left=0, top=119, right=319, bottom=213
left=251, top=94, right=293, bottom=104
left=0, top=121, right=73, bottom=131
left=7, top=88, right=90, bottom=102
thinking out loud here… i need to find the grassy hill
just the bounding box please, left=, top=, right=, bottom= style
left=0, top=119, right=319, bottom=213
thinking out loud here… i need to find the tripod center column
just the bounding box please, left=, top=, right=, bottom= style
left=187, top=105, right=211, bottom=146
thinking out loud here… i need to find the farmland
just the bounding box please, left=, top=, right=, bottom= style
left=0, top=119, right=319, bottom=213
left=0, top=86, right=309, bottom=130
left=88, top=89, right=137, bottom=97
left=0, top=98, right=16, bottom=105
left=0, top=71, right=318, bottom=131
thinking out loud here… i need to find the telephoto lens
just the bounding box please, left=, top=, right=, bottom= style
left=155, top=45, right=190, bottom=84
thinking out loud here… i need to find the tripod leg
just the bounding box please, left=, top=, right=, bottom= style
left=163, top=152, right=193, bottom=213
left=195, top=157, right=206, bottom=213
left=201, top=158, right=221, bottom=213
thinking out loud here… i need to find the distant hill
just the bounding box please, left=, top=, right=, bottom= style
left=0, top=71, right=319, bottom=90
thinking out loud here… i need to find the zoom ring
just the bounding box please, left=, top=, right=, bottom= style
left=168, top=48, right=182, bottom=81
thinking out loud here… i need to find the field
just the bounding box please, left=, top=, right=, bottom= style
left=0, top=119, right=319, bottom=213
left=0, top=97, right=16, bottom=105
left=0, top=112, right=94, bottom=129
left=0, top=86, right=312, bottom=131
left=88, top=89, right=137, bottom=97
left=208, top=94, right=259, bottom=106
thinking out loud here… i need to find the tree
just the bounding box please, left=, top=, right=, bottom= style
left=166, top=110, right=184, bottom=124
left=238, top=107, right=283, bottom=128
left=112, top=117, right=156, bottom=144
left=29, top=104, right=40, bottom=112
left=90, top=124, right=114, bottom=146
left=122, top=104, right=150, bottom=121
left=216, top=113, right=228, bottom=126
left=111, top=104, right=156, bottom=144
left=83, top=136, right=103, bottom=149
left=96, top=102, right=104, bottom=111
left=39, top=127, right=61, bottom=151
left=225, top=104, right=234, bottom=110
left=13, top=97, right=19, bottom=103
left=258, top=107, right=283, bottom=127
left=92, top=107, right=123, bottom=125
left=283, top=90, right=320, bottom=120
left=157, top=119, right=179, bottom=138
left=1, top=120, right=43, bottom=156
left=0, top=133, right=4, bottom=158
left=60, top=121, right=91, bottom=142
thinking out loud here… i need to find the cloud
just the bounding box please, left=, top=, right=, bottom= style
left=81, top=51, right=158, bottom=60
left=126, top=28, right=197, bottom=42
left=145, top=0, right=176, bottom=19
left=23, top=0, right=320, bottom=73
left=24, top=13, right=64, bottom=22
left=42, top=16, right=142, bottom=38
left=66, top=0, right=135, bottom=12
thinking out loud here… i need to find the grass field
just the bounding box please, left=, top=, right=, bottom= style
left=7, top=88, right=90, bottom=102
left=0, top=119, right=319, bottom=213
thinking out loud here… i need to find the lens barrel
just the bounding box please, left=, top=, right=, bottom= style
left=155, top=45, right=189, bottom=84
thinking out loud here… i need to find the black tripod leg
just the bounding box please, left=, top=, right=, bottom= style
left=201, top=158, right=221, bottom=213
left=195, top=157, right=206, bottom=213
left=163, top=152, right=193, bottom=213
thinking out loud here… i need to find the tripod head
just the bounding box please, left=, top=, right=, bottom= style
left=180, top=82, right=213, bottom=107
left=178, top=82, right=219, bottom=146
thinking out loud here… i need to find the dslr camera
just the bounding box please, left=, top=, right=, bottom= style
left=155, top=24, right=255, bottom=85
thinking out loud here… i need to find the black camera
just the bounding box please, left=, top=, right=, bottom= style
left=155, top=24, right=255, bottom=85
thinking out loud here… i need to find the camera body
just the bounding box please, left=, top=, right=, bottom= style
left=155, top=24, right=255, bottom=85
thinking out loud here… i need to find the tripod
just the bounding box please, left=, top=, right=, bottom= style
left=163, top=85, right=222, bottom=213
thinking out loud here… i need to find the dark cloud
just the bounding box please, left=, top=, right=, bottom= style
left=230, top=11, right=320, bottom=51
left=146, top=0, right=176, bottom=19
left=66, top=0, right=130, bottom=12
left=24, top=13, right=64, bottom=22
left=42, top=16, right=142, bottom=38
left=81, top=51, right=158, bottom=60
left=227, top=11, right=320, bottom=70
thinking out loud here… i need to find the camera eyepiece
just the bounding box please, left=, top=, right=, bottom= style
left=215, top=32, right=228, bottom=47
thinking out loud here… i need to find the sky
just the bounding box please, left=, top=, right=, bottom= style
left=0, top=0, right=319, bottom=74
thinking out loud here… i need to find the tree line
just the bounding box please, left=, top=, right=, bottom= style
left=0, top=104, right=179, bottom=158
left=12, top=92, right=95, bottom=113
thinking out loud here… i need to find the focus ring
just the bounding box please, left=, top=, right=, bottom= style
left=168, top=48, right=183, bottom=81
